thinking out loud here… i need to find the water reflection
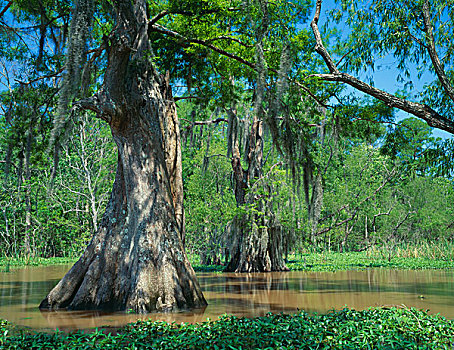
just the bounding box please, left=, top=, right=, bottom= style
left=0, top=265, right=453, bottom=330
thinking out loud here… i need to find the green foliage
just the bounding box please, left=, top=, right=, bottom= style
left=1, top=307, right=454, bottom=349
left=287, top=249, right=454, bottom=272
left=0, top=256, right=76, bottom=271
left=381, top=117, right=440, bottom=174
left=0, top=0, right=453, bottom=264
left=150, top=0, right=313, bottom=109
left=0, top=113, right=115, bottom=258
left=182, top=122, right=236, bottom=263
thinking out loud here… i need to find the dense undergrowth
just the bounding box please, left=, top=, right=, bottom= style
left=1, top=307, right=453, bottom=349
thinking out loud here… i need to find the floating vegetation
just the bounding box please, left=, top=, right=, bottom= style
left=1, top=307, right=454, bottom=349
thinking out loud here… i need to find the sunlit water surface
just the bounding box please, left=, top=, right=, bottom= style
left=1, top=265, right=453, bottom=331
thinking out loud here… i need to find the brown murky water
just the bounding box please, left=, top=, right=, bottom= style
left=1, top=265, right=454, bottom=331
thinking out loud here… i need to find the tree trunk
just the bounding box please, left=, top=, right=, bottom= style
left=41, top=111, right=205, bottom=312
left=23, top=133, right=32, bottom=258
left=225, top=111, right=288, bottom=273
left=40, top=1, right=205, bottom=313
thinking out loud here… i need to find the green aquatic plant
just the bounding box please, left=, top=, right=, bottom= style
left=286, top=251, right=454, bottom=272
left=0, top=257, right=77, bottom=270
left=1, top=307, right=454, bottom=349
left=2, top=249, right=454, bottom=273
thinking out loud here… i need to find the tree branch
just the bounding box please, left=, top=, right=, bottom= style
left=72, top=92, right=115, bottom=123
left=14, top=68, right=64, bottom=86
left=148, top=10, right=169, bottom=27
left=310, top=0, right=454, bottom=135
left=0, top=0, right=12, bottom=19
left=150, top=21, right=329, bottom=110
left=149, top=24, right=256, bottom=70
left=206, top=36, right=254, bottom=48
left=422, top=0, right=454, bottom=104
left=372, top=207, right=393, bottom=231
left=391, top=210, right=415, bottom=237
left=311, top=0, right=339, bottom=74
left=316, top=168, right=396, bottom=236
left=180, top=117, right=228, bottom=128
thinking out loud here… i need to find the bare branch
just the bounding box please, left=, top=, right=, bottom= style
left=393, top=211, right=415, bottom=234
left=14, top=68, right=64, bottom=86
left=310, top=72, right=454, bottom=133
left=316, top=168, right=397, bottom=236
left=319, top=203, right=350, bottom=223
left=311, top=0, right=339, bottom=74
left=316, top=215, right=356, bottom=236
left=372, top=207, right=393, bottom=230
left=336, top=48, right=355, bottom=67
left=293, top=80, right=330, bottom=108
left=148, top=10, right=169, bottom=27
left=72, top=92, right=115, bottom=123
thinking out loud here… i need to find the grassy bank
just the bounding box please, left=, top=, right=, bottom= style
left=0, top=257, right=77, bottom=271
left=2, top=248, right=454, bottom=273
left=284, top=242, right=454, bottom=271
left=192, top=251, right=454, bottom=273
left=285, top=251, right=454, bottom=272
left=1, top=307, right=453, bottom=349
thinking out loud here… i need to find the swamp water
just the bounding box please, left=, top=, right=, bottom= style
left=1, top=265, right=454, bottom=331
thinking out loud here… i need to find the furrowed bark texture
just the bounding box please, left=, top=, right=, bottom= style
left=225, top=111, right=288, bottom=273
left=40, top=0, right=206, bottom=313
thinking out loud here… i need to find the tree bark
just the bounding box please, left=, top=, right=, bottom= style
left=225, top=111, right=288, bottom=273
left=40, top=0, right=206, bottom=313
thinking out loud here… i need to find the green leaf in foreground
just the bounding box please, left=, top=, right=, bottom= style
left=1, top=307, right=453, bottom=349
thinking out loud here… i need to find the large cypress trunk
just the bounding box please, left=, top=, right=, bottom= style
left=224, top=111, right=288, bottom=273
left=39, top=1, right=206, bottom=313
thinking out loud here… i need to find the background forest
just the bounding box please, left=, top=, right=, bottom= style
left=1, top=102, right=453, bottom=261
left=0, top=0, right=453, bottom=264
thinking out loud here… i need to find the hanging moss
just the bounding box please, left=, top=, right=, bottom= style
left=50, top=0, right=94, bottom=149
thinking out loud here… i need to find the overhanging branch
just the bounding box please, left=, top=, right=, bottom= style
left=310, top=0, right=454, bottom=135
left=422, top=0, right=454, bottom=104
left=0, top=0, right=12, bottom=19
left=149, top=20, right=329, bottom=110
left=149, top=24, right=256, bottom=70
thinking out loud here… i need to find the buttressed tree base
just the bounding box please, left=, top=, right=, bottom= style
left=39, top=0, right=206, bottom=313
